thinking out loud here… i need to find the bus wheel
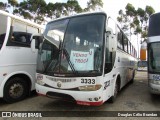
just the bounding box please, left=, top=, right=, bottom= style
left=108, top=80, right=119, bottom=103
left=3, top=77, right=29, bottom=103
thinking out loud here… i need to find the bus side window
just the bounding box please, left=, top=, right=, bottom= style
left=12, top=32, right=31, bottom=44
left=105, top=18, right=117, bottom=73
left=105, top=32, right=112, bottom=73
left=123, top=35, right=128, bottom=52
left=117, top=28, right=123, bottom=50
left=0, top=15, right=7, bottom=49
left=7, top=20, right=39, bottom=47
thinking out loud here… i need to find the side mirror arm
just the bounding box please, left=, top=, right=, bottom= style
left=30, top=33, right=43, bottom=52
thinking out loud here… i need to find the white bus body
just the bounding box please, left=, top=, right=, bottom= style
left=148, top=12, right=160, bottom=94
left=33, top=12, right=138, bottom=106
left=0, top=10, right=43, bottom=103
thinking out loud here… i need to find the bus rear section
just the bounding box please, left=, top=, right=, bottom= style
left=148, top=12, right=160, bottom=94
left=0, top=10, right=43, bottom=103
left=34, top=12, right=137, bottom=106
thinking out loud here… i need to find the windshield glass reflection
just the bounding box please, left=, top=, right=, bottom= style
left=37, top=14, right=105, bottom=76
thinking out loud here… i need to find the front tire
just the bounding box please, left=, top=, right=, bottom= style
left=3, top=77, right=29, bottom=103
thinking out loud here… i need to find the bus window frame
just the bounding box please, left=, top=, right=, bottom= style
left=7, top=19, right=39, bottom=48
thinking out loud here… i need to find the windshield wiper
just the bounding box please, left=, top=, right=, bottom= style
left=62, top=48, right=78, bottom=74
left=43, top=40, right=78, bottom=74
left=43, top=54, right=59, bottom=74
left=88, top=70, right=99, bottom=73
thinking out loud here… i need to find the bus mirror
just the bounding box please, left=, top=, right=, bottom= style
left=30, top=34, right=43, bottom=51
left=31, top=39, right=36, bottom=52
left=109, top=36, right=117, bottom=52
left=106, top=27, right=117, bottom=52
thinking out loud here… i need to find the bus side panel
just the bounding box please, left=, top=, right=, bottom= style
left=0, top=70, right=33, bottom=97
left=115, top=50, right=128, bottom=88
left=103, top=72, right=115, bottom=102
left=0, top=46, right=38, bottom=97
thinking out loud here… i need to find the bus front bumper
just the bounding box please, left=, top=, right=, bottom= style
left=36, top=83, right=103, bottom=106
left=149, top=83, right=160, bottom=94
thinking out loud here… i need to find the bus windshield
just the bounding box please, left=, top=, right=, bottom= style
left=148, top=13, right=160, bottom=37
left=0, top=15, right=8, bottom=50
left=37, top=14, right=105, bottom=76
left=148, top=42, right=160, bottom=73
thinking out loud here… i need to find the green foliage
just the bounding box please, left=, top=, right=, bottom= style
left=1, top=0, right=103, bottom=24
left=86, top=0, right=103, bottom=11
left=8, top=0, right=18, bottom=6
left=133, top=17, right=139, bottom=26
left=141, top=31, right=148, bottom=39
left=117, top=3, right=155, bottom=42
left=8, top=0, right=18, bottom=10
left=135, top=25, right=142, bottom=34
left=125, top=3, right=136, bottom=17
left=67, top=0, right=82, bottom=13
left=137, top=8, right=145, bottom=18
left=145, top=5, right=155, bottom=16
left=0, top=2, right=9, bottom=11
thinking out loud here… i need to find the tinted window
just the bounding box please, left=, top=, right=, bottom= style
left=124, top=35, right=128, bottom=52
left=0, top=15, right=7, bottom=49
left=117, top=28, right=123, bottom=50
left=148, top=42, right=160, bottom=72
left=148, top=13, right=160, bottom=37
left=7, top=20, right=39, bottom=47
left=128, top=41, right=131, bottom=54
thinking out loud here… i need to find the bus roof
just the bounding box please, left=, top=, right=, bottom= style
left=0, top=10, right=44, bottom=29
left=47, top=11, right=107, bottom=24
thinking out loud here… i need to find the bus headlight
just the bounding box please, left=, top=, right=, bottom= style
left=150, top=79, right=160, bottom=85
left=78, top=84, right=102, bottom=91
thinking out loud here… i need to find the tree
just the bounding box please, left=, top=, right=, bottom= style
left=117, top=3, right=155, bottom=58
left=146, top=5, right=155, bottom=16
left=17, top=0, right=47, bottom=24
left=125, top=3, right=137, bottom=39
left=137, top=8, right=145, bottom=26
left=46, top=2, right=55, bottom=19
left=8, top=0, right=18, bottom=11
left=0, top=2, right=9, bottom=12
left=117, top=10, right=124, bottom=28
left=46, top=0, right=82, bottom=19
left=85, top=0, right=103, bottom=11
left=1, top=0, right=104, bottom=24
left=144, top=6, right=155, bottom=30
left=46, top=2, right=67, bottom=19
left=137, top=8, right=145, bottom=40
left=125, top=3, right=136, bottom=17
left=28, top=0, right=46, bottom=23
left=12, top=1, right=33, bottom=19
left=137, top=6, right=155, bottom=39
left=117, top=3, right=155, bottom=41
left=66, top=0, right=82, bottom=15
left=134, top=25, right=142, bottom=58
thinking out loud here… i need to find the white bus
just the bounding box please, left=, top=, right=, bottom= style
left=0, top=10, right=43, bottom=103
left=32, top=12, right=138, bottom=106
left=148, top=12, right=160, bottom=94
